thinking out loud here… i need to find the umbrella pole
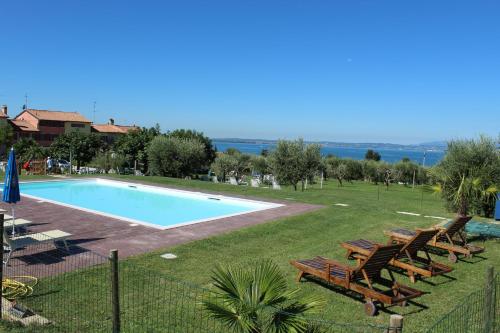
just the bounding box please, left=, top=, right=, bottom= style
left=11, top=205, right=15, bottom=237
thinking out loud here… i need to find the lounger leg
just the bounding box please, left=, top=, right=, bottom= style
left=63, top=240, right=70, bottom=252
left=408, top=271, right=416, bottom=284
left=4, top=248, right=12, bottom=266
left=296, top=271, right=305, bottom=282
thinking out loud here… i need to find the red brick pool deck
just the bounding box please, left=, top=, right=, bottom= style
left=1, top=179, right=322, bottom=276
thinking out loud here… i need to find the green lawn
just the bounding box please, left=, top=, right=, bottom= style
left=1, top=174, right=499, bottom=332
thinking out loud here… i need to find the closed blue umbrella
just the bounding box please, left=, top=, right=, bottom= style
left=3, top=148, right=21, bottom=236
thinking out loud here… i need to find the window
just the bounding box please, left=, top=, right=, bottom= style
left=39, top=120, right=64, bottom=127
left=42, top=134, right=59, bottom=141
left=71, top=123, right=85, bottom=128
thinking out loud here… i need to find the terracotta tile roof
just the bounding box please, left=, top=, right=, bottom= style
left=9, top=119, right=40, bottom=132
left=25, top=109, right=91, bottom=123
left=91, top=124, right=139, bottom=134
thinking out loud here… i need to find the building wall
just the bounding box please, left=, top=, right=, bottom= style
left=64, top=122, right=91, bottom=134
left=93, top=132, right=122, bottom=144
left=15, top=111, right=39, bottom=128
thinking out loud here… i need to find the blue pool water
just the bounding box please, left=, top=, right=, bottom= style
left=17, top=180, right=280, bottom=229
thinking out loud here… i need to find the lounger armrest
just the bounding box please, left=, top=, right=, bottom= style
left=433, top=225, right=446, bottom=231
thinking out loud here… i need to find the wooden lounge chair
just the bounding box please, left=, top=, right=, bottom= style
left=341, top=229, right=453, bottom=283
left=385, top=215, right=484, bottom=263
left=2, top=215, right=72, bottom=265
left=290, top=244, right=423, bottom=316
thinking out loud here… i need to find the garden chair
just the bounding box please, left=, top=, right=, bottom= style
left=229, top=177, right=238, bottom=185
left=1, top=214, right=32, bottom=232
left=341, top=228, right=452, bottom=283
left=290, top=243, right=423, bottom=316
left=2, top=215, right=72, bottom=265
left=385, top=215, right=484, bottom=263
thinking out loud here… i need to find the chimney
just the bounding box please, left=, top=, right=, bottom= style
left=109, top=118, right=115, bottom=125
left=1, top=105, right=7, bottom=116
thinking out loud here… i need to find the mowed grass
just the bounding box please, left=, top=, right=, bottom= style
left=2, top=174, right=499, bottom=332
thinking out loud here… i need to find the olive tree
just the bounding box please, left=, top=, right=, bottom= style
left=148, top=136, right=206, bottom=178
left=90, top=152, right=127, bottom=174
left=269, top=139, right=321, bottom=191
left=250, top=155, right=270, bottom=182
left=431, top=136, right=500, bottom=216
left=211, top=153, right=238, bottom=182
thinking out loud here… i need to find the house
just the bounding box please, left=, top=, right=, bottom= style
left=91, top=118, right=139, bottom=144
left=11, top=108, right=92, bottom=146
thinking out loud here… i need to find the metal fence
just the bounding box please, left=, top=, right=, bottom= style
left=1, top=236, right=393, bottom=333
left=424, top=268, right=499, bottom=333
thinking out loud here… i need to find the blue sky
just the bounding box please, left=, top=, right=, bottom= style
left=1, top=1, right=499, bottom=144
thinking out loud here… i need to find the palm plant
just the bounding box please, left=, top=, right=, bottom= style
left=431, top=136, right=500, bottom=217
left=201, top=261, right=324, bottom=333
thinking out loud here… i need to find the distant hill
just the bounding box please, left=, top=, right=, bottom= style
left=418, top=141, right=448, bottom=148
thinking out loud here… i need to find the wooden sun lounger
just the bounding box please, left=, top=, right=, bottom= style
left=385, top=216, right=484, bottom=263
left=290, top=244, right=423, bottom=316
left=2, top=215, right=72, bottom=266
left=341, top=229, right=453, bottom=283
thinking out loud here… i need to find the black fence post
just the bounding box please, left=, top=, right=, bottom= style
left=485, top=266, right=495, bottom=333
left=0, top=214, right=3, bottom=320
left=110, top=249, right=120, bottom=333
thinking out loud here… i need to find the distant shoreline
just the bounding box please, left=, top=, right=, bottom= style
left=211, top=140, right=446, bottom=166
left=211, top=138, right=447, bottom=152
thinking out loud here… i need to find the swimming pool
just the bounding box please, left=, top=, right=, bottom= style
left=16, top=179, right=283, bottom=229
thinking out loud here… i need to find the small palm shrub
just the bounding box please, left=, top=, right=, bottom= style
left=201, top=261, right=324, bottom=333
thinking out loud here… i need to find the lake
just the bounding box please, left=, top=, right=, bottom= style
left=212, top=141, right=445, bottom=166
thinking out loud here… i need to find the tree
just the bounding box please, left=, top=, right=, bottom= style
left=167, top=129, right=216, bottom=167
left=343, top=159, right=364, bottom=182
left=114, top=126, right=160, bottom=173
left=147, top=136, right=206, bottom=178
left=201, top=261, right=323, bottom=333
left=332, top=163, right=347, bottom=187
left=301, top=143, right=322, bottom=190
left=90, top=151, right=127, bottom=174
left=269, top=139, right=321, bottom=191
left=50, top=132, right=103, bottom=169
left=394, top=160, right=420, bottom=185
left=250, top=155, right=269, bottom=182
left=376, top=161, right=394, bottom=189
left=362, top=160, right=379, bottom=183
left=211, top=154, right=238, bottom=182
left=431, top=136, right=500, bottom=216
left=0, top=122, right=14, bottom=158
left=225, top=147, right=241, bottom=156
left=234, top=153, right=252, bottom=181
left=365, top=149, right=381, bottom=161
left=13, top=138, right=45, bottom=164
